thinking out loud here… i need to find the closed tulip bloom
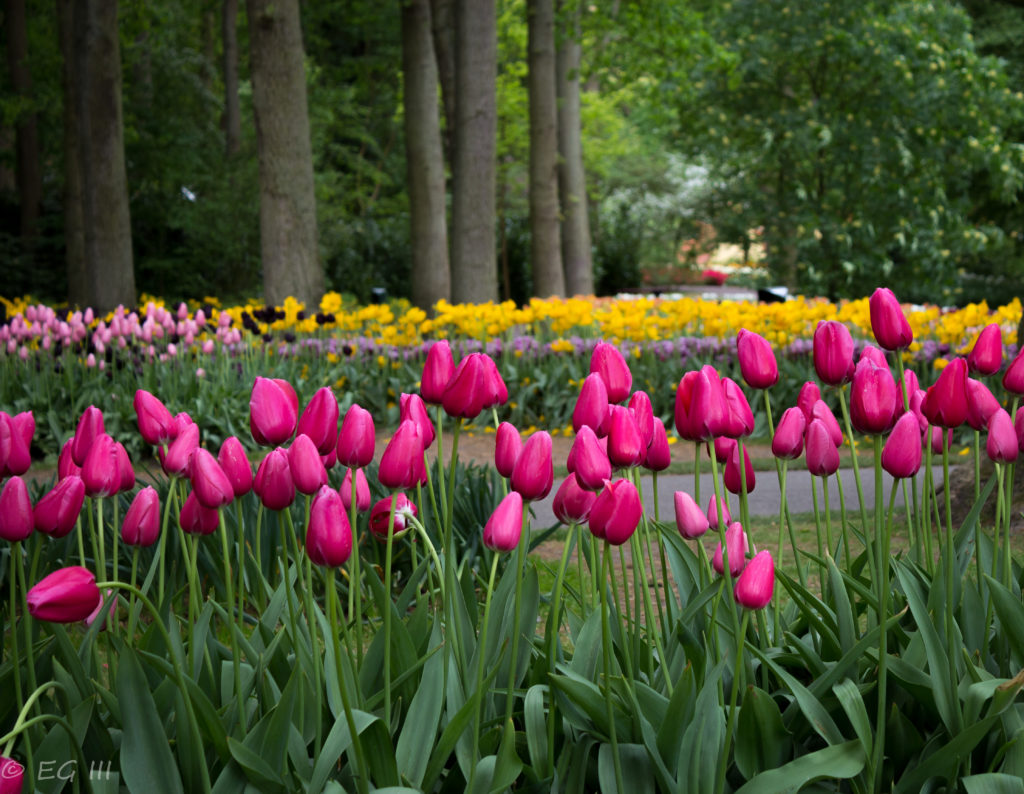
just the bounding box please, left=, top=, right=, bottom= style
left=589, top=478, right=643, bottom=546
left=987, top=408, right=1018, bottom=464
left=1016, top=408, right=1024, bottom=452
left=869, top=288, right=913, bottom=351
left=724, top=442, right=756, bottom=494
left=573, top=373, right=610, bottom=436
left=675, top=491, right=709, bottom=539
left=161, top=420, right=200, bottom=477
left=0, top=476, right=34, bottom=542
left=902, top=369, right=921, bottom=398
left=0, top=757, right=23, bottom=792
left=643, top=418, right=672, bottom=472
left=378, top=420, right=427, bottom=489
left=421, top=340, right=455, bottom=404
left=930, top=425, right=953, bottom=454
left=512, top=431, right=554, bottom=501
left=881, top=413, right=924, bottom=479
left=627, top=391, right=655, bottom=449
left=289, top=434, right=328, bottom=495
left=306, top=486, right=353, bottom=567
left=297, top=386, right=340, bottom=455
left=813, top=320, right=855, bottom=386
left=688, top=366, right=729, bottom=441
left=810, top=400, right=844, bottom=447
left=721, top=377, right=755, bottom=438
left=57, top=437, right=81, bottom=480
left=218, top=436, right=253, bottom=497
left=805, top=419, right=841, bottom=477
left=1003, top=349, right=1024, bottom=395
left=797, top=381, right=822, bottom=421
left=712, top=522, right=749, bottom=577
left=966, top=378, right=1002, bottom=431
left=772, top=407, right=806, bottom=460
left=494, top=422, right=522, bottom=478
left=133, top=389, right=175, bottom=445
left=249, top=376, right=298, bottom=446
left=442, top=353, right=487, bottom=419
left=179, top=490, right=220, bottom=535
left=0, top=412, right=31, bottom=477
left=734, top=550, right=775, bottom=609
left=736, top=328, right=779, bottom=389
left=479, top=354, right=509, bottom=408
left=858, top=345, right=889, bottom=369
left=552, top=474, right=597, bottom=525
left=254, top=447, right=296, bottom=511
left=85, top=588, right=117, bottom=631
left=567, top=425, right=612, bottom=491
left=708, top=494, right=731, bottom=530
left=968, top=323, right=1003, bottom=376
left=340, top=467, right=371, bottom=512
left=121, top=486, right=160, bottom=547
left=321, top=447, right=338, bottom=471
left=850, top=359, right=900, bottom=435
left=82, top=434, right=129, bottom=498
left=34, top=475, right=85, bottom=538
left=909, top=389, right=929, bottom=433
left=606, top=405, right=645, bottom=468
left=483, top=491, right=524, bottom=552
left=26, top=565, right=101, bottom=623
left=590, top=342, right=632, bottom=404
left=337, top=404, right=376, bottom=468
left=190, top=448, right=235, bottom=508
left=71, top=405, right=105, bottom=466
left=400, top=392, right=436, bottom=448
left=713, top=436, right=735, bottom=464
left=369, top=493, right=418, bottom=540
left=674, top=370, right=701, bottom=441
left=922, top=357, right=969, bottom=428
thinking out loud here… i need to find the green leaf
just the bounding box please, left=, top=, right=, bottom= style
left=227, top=736, right=283, bottom=788
left=396, top=621, right=445, bottom=788
left=734, top=740, right=866, bottom=794
left=735, top=685, right=792, bottom=780
left=833, top=679, right=873, bottom=758
left=679, top=664, right=726, bottom=792
left=489, top=718, right=524, bottom=793
left=116, top=646, right=185, bottom=794
left=308, top=710, right=378, bottom=794
left=598, top=743, right=655, bottom=794
left=985, top=575, right=1024, bottom=668
left=524, top=685, right=550, bottom=778
left=963, top=774, right=1024, bottom=794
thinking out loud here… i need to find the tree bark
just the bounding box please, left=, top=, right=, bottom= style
left=429, top=0, right=456, bottom=165
left=222, top=0, right=241, bottom=158
left=246, top=0, right=324, bottom=308
left=56, top=0, right=86, bottom=304
left=527, top=0, right=564, bottom=297
left=403, top=0, right=450, bottom=312
left=5, top=0, right=42, bottom=241
left=557, top=0, right=593, bottom=295
left=450, top=0, right=498, bottom=304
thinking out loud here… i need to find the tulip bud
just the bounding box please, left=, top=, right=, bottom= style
left=512, top=431, right=554, bottom=501
left=589, top=478, right=642, bottom=546
left=552, top=474, right=597, bottom=525
left=162, top=420, right=200, bottom=477
left=724, top=442, right=755, bottom=495
left=253, top=447, right=296, bottom=511
left=922, top=358, right=969, bottom=429
left=736, top=328, right=779, bottom=389
left=590, top=342, right=632, bottom=404
left=134, top=389, right=175, bottom=446
left=902, top=368, right=921, bottom=399
left=674, top=371, right=701, bottom=441
left=713, top=436, right=734, bottom=464
left=86, top=588, right=118, bottom=631
left=966, top=378, right=1002, bottom=432
left=643, top=418, right=672, bottom=472
left=850, top=359, right=900, bottom=436
left=805, top=419, right=840, bottom=477
left=306, top=486, right=353, bottom=567
left=179, top=490, right=220, bottom=535
left=733, top=549, right=775, bottom=609
left=400, top=392, right=436, bottom=448
left=881, top=413, right=923, bottom=480
left=968, top=323, right=1002, bottom=376
left=190, top=448, right=235, bottom=508
left=121, top=486, right=160, bottom=546
left=57, top=437, right=81, bottom=480
left=250, top=376, right=298, bottom=446
left=421, top=340, right=455, bottom=405
left=810, top=400, right=844, bottom=447
left=813, top=320, right=855, bottom=386
left=797, top=381, right=822, bottom=421
left=0, top=412, right=32, bottom=477
left=340, top=467, right=371, bottom=512
left=1003, top=349, right=1024, bottom=395
left=83, top=434, right=132, bottom=498
left=567, top=425, right=612, bottom=491
left=721, top=377, right=755, bottom=438
left=479, top=354, right=508, bottom=408
left=606, top=406, right=645, bottom=469
left=26, top=565, right=101, bottom=623
left=772, top=407, right=806, bottom=460
left=494, top=422, right=522, bottom=478
left=987, top=408, right=1018, bottom=464
left=34, top=475, right=85, bottom=538
left=858, top=345, right=889, bottom=369
left=0, top=476, right=34, bottom=542
left=868, top=288, right=912, bottom=351
left=483, top=491, right=524, bottom=552
left=378, top=420, right=427, bottom=490
left=708, top=494, right=731, bottom=530
left=573, top=373, right=610, bottom=436
left=713, top=522, right=749, bottom=577
left=930, top=425, right=953, bottom=454
left=1016, top=409, right=1024, bottom=453
left=674, top=491, right=709, bottom=539
left=442, top=353, right=487, bottom=419
left=289, top=434, right=328, bottom=495
left=0, top=757, right=24, bottom=792
left=688, top=366, right=729, bottom=441
left=71, top=405, right=105, bottom=466
left=627, top=391, right=655, bottom=449
left=369, top=493, right=417, bottom=541
left=297, top=387, right=340, bottom=455
left=218, top=436, right=254, bottom=497
left=337, top=404, right=376, bottom=469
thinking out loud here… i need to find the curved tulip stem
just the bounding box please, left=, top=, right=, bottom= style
left=405, top=515, right=444, bottom=606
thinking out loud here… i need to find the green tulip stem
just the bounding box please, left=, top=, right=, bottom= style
left=823, top=472, right=835, bottom=565
left=653, top=477, right=675, bottom=633
left=1004, top=463, right=1015, bottom=590
left=235, top=500, right=246, bottom=624
left=405, top=514, right=444, bottom=606
left=348, top=469, right=364, bottom=669
left=923, top=442, right=935, bottom=574
left=112, top=496, right=120, bottom=584
left=95, top=496, right=106, bottom=584
left=973, top=429, right=982, bottom=503
left=811, top=478, right=826, bottom=590
left=218, top=511, right=246, bottom=737
left=716, top=609, right=752, bottom=794
left=76, top=515, right=86, bottom=568
left=872, top=479, right=899, bottom=794
left=693, top=441, right=702, bottom=508
left=503, top=510, right=529, bottom=727
left=128, top=547, right=141, bottom=644
left=470, top=553, right=501, bottom=787
left=383, top=492, right=398, bottom=733
left=7, top=541, right=28, bottom=778
left=599, top=540, right=626, bottom=794
left=708, top=451, right=743, bottom=652
left=301, top=495, right=324, bottom=754
left=156, top=476, right=178, bottom=608
left=546, top=522, right=577, bottom=773
left=253, top=503, right=267, bottom=611
left=738, top=438, right=750, bottom=532
left=837, top=387, right=870, bottom=531
left=616, top=545, right=634, bottom=669
left=941, top=433, right=963, bottom=735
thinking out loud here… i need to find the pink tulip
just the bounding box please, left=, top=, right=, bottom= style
left=708, top=494, right=731, bottom=529
left=133, top=389, right=175, bottom=446
left=713, top=522, right=749, bottom=577
left=254, top=447, right=296, bottom=511
left=567, top=425, right=612, bottom=491
left=797, top=381, right=822, bottom=421
left=421, top=340, right=455, bottom=405
left=736, top=328, right=779, bottom=389
left=966, top=378, right=1002, bottom=432
left=987, top=408, right=1018, bottom=464
left=321, top=447, right=338, bottom=471
left=733, top=549, right=775, bottom=609
left=57, top=437, right=81, bottom=480
left=589, top=478, right=642, bottom=546
left=190, top=448, right=235, bottom=508
left=687, top=366, right=729, bottom=442
left=494, top=422, right=522, bottom=479
left=902, top=368, right=921, bottom=399
left=930, top=425, right=953, bottom=455
left=297, top=386, right=340, bottom=455
left=26, top=566, right=101, bottom=623
left=0, top=757, right=24, bottom=792
left=479, top=354, right=508, bottom=408
left=340, top=467, right=371, bottom=512
left=850, top=359, right=900, bottom=435
left=306, top=486, right=353, bottom=567
left=772, top=407, right=806, bottom=460
left=71, top=405, right=105, bottom=466
left=1003, top=349, right=1024, bottom=395
left=369, top=493, right=417, bottom=541
left=161, top=420, right=200, bottom=477
left=121, top=486, right=160, bottom=546
left=0, top=412, right=33, bottom=477
left=0, top=476, right=34, bottom=542
left=724, top=442, right=755, bottom=494
left=82, top=434, right=133, bottom=497
left=33, top=475, right=85, bottom=538
left=86, top=588, right=117, bottom=631
left=675, top=491, right=709, bottom=539
left=721, top=377, right=755, bottom=438
left=511, top=431, right=554, bottom=501
left=1016, top=409, right=1024, bottom=453
left=673, top=371, right=701, bottom=442
left=573, top=372, right=611, bottom=437
left=643, top=418, right=672, bottom=472
left=627, top=391, right=655, bottom=449
left=337, top=404, right=376, bottom=469
left=289, top=434, right=328, bottom=495
left=968, top=324, right=1003, bottom=376
left=442, top=353, right=487, bottom=419
left=922, top=358, right=969, bottom=429
left=810, top=400, right=843, bottom=447
left=590, top=342, right=632, bottom=404
left=909, top=389, right=929, bottom=433
left=218, top=436, right=254, bottom=497
left=869, top=287, right=912, bottom=351
left=813, top=320, right=855, bottom=386
left=179, top=490, right=220, bottom=535
left=249, top=376, right=298, bottom=446
left=881, top=413, right=923, bottom=479
left=400, top=392, right=436, bottom=448
left=806, top=419, right=840, bottom=477
left=378, top=420, right=427, bottom=490
left=606, top=405, right=645, bottom=469
left=552, top=474, right=597, bottom=525
left=483, top=491, right=524, bottom=552
left=858, top=345, right=889, bottom=369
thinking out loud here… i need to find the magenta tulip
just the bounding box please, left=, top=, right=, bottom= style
left=33, top=475, right=85, bottom=538
left=881, top=413, right=924, bottom=479
left=0, top=757, right=24, bottom=792
left=589, top=478, right=642, bottom=546
left=713, top=436, right=735, bottom=465
left=930, top=425, right=953, bottom=454
left=589, top=342, right=632, bottom=404
left=179, top=490, right=220, bottom=535
left=133, top=389, right=175, bottom=446
left=734, top=549, right=775, bottom=609
left=483, top=491, right=524, bottom=553
left=922, top=358, right=969, bottom=429
left=289, top=434, right=328, bottom=495
left=966, top=378, right=1002, bottom=432
left=254, top=447, right=296, bottom=511
left=249, top=376, right=298, bottom=446
left=708, top=494, right=731, bottom=530
left=850, top=359, right=900, bottom=435
left=675, top=491, right=709, bottom=540
left=26, top=566, right=101, bottom=623
left=552, top=474, right=597, bottom=525
left=369, top=493, right=418, bottom=541
left=627, top=391, right=655, bottom=449
left=0, top=412, right=31, bottom=478
left=337, top=403, right=376, bottom=469
left=479, top=354, right=509, bottom=408
left=987, top=408, right=1018, bottom=464
left=813, top=320, right=855, bottom=386
left=687, top=366, right=729, bottom=441
left=306, top=486, right=354, bottom=567
left=772, top=407, right=806, bottom=460
left=810, top=400, right=844, bottom=447
left=57, top=437, right=81, bottom=480
left=797, top=381, right=822, bottom=421
left=806, top=419, right=841, bottom=477
left=218, top=436, right=254, bottom=497
left=297, top=386, right=340, bottom=455
left=606, top=405, right=645, bottom=469
left=400, top=392, right=436, bottom=448
left=567, top=425, right=612, bottom=491
left=421, top=340, right=455, bottom=405
left=573, top=372, right=611, bottom=436
left=968, top=323, right=1003, bottom=376
left=82, top=434, right=133, bottom=497
left=85, top=589, right=117, bottom=631
left=511, top=431, right=554, bottom=501
left=1016, top=409, right=1024, bottom=453
left=161, top=420, right=200, bottom=477
left=736, top=328, right=779, bottom=389
left=340, top=467, right=371, bottom=512
left=712, top=522, right=749, bottom=577
left=909, top=389, right=929, bottom=433
left=71, top=405, right=104, bottom=466
left=378, top=420, right=427, bottom=489
left=643, top=418, right=672, bottom=472
left=869, top=288, right=913, bottom=351
left=190, top=448, right=235, bottom=508
left=442, top=353, right=487, bottom=419
left=1003, top=349, right=1024, bottom=395
left=858, top=345, right=889, bottom=369
left=674, top=370, right=701, bottom=441
left=495, top=422, right=522, bottom=478
left=121, top=486, right=160, bottom=547
left=721, top=377, right=755, bottom=438
left=0, top=476, right=34, bottom=542
left=724, top=442, right=755, bottom=495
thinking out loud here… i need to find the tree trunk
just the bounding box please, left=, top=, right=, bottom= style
left=557, top=0, right=593, bottom=295
left=222, top=0, right=241, bottom=158
left=246, top=0, right=324, bottom=308
left=403, top=0, right=450, bottom=312
left=5, top=0, right=42, bottom=241
left=56, top=0, right=86, bottom=304
left=73, top=0, right=136, bottom=312
left=450, top=0, right=497, bottom=304
left=429, top=0, right=456, bottom=166
left=527, top=0, right=564, bottom=298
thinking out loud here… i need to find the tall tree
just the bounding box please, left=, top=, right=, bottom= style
left=451, top=0, right=498, bottom=303
left=56, top=0, right=85, bottom=303
left=556, top=0, right=592, bottom=295
left=402, top=0, right=450, bottom=310
left=222, top=0, right=241, bottom=158
left=5, top=0, right=42, bottom=241
left=429, top=0, right=456, bottom=164
left=527, top=0, right=564, bottom=297
left=246, top=0, right=324, bottom=307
